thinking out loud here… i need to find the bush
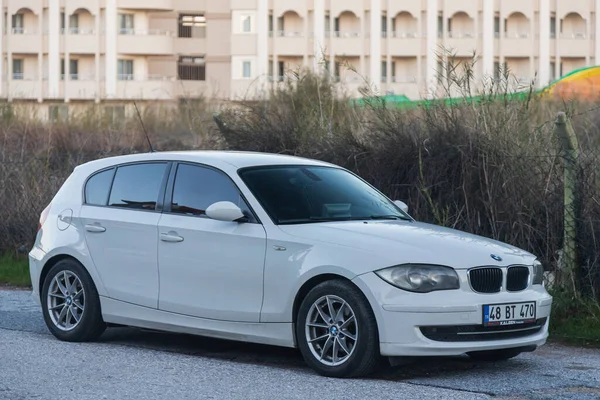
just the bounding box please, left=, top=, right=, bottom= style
left=0, top=64, right=598, bottom=303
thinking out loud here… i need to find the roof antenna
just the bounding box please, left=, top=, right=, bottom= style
left=133, top=101, right=155, bottom=153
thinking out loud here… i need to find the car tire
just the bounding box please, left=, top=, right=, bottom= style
left=467, top=348, right=523, bottom=362
left=296, top=279, right=381, bottom=378
left=41, top=258, right=106, bottom=342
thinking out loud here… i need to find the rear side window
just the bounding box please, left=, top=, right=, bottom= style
left=108, top=163, right=168, bottom=210
left=170, top=163, right=254, bottom=220
left=85, top=168, right=115, bottom=206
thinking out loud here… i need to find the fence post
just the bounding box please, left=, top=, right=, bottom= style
left=553, top=111, right=580, bottom=297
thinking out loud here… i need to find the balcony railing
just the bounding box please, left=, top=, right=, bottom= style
left=392, top=76, right=417, bottom=83
left=272, top=31, right=304, bottom=37
left=393, top=31, right=419, bottom=38
left=11, top=28, right=37, bottom=35
left=118, top=74, right=176, bottom=81
left=63, top=28, right=96, bottom=35
left=118, top=28, right=173, bottom=36
left=12, top=73, right=25, bottom=80
left=560, top=32, right=587, bottom=39
left=504, top=32, right=530, bottom=39
left=60, top=73, right=96, bottom=81
left=448, top=31, right=475, bottom=38
left=329, top=31, right=362, bottom=38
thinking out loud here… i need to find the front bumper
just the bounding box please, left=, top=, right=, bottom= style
left=352, top=272, right=552, bottom=357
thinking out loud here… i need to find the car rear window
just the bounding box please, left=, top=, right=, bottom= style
left=85, top=168, right=115, bottom=206
left=108, top=163, right=168, bottom=210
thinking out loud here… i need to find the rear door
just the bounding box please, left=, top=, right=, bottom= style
left=79, top=161, right=171, bottom=309
left=157, top=162, right=267, bottom=322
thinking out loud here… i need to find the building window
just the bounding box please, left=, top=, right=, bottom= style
left=550, top=16, right=556, bottom=37
left=60, top=59, right=79, bottom=80
left=381, top=61, right=387, bottom=82
left=550, top=62, right=556, bottom=81
left=494, top=16, right=500, bottom=37
left=437, top=15, right=443, bottom=36
left=49, top=105, right=69, bottom=123
left=178, top=56, right=206, bottom=80
left=268, top=14, right=274, bottom=34
left=119, top=14, right=134, bottom=34
left=241, top=15, right=253, bottom=33
left=179, top=14, right=206, bottom=38
left=117, top=59, right=134, bottom=80
left=12, top=59, right=23, bottom=80
left=242, top=61, right=251, bottom=78
left=381, top=15, right=387, bottom=37
left=69, top=14, right=79, bottom=33
left=12, top=13, right=23, bottom=34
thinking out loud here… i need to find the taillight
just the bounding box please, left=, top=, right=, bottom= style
left=38, top=204, right=51, bottom=232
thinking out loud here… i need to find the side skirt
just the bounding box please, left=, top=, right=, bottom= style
left=100, top=296, right=296, bottom=348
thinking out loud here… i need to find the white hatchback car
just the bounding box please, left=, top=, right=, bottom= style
left=29, top=151, right=552, bottom=378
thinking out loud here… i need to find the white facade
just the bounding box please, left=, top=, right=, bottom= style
left=2, top=0, right=600, bottom=107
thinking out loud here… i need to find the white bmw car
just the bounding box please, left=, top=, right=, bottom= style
left=29, top=151, right=552, bottom=378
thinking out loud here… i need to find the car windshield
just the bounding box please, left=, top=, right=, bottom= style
left=238, top=165, right=412, bottom=225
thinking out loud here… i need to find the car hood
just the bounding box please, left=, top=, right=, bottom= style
left=278, top=220, right=536, bottom=270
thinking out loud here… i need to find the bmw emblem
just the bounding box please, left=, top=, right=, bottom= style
left=490, top=254, right=503, bottom=262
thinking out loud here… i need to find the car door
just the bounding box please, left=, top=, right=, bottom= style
left=79, top=161, right=170, bottom=309
left=157, top=162, right=267, bottom=322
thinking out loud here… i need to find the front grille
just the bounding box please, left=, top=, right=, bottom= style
left=420, top=318, right=547, bottom=342
left=507, top=266, right=530, bottom=291
left=469, top=267, right=503, bottom=293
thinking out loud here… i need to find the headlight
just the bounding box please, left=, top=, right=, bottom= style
left=532, top=259, right=544, bottom=285
left=374, top=264, right=460, bottom=293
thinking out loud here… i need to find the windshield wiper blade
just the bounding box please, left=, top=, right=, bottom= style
left=369, top=214, right=411, bottom=221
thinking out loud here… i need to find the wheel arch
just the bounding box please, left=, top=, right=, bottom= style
left=291, top=273, right=374, bottom=347
left=38, top=254, right=88, bottom=300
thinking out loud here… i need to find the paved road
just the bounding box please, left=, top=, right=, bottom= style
left=1, top=289, right=600, bottom=400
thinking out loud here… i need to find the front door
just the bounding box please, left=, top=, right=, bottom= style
left=157, top=163, right=267, bottom=322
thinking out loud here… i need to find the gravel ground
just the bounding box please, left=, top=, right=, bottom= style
left=1, top=289, right=600, bottom=400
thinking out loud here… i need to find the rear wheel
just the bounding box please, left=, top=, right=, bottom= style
left=467, top=348, right=523, bottom=362
left=296, top=279, right=381, bottom=378
left=41, top=259, right=106, bottom=342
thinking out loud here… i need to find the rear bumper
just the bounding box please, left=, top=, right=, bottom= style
left=352, top=272, right=552, bottom=357
left=28, top=246, right=45, bottom=305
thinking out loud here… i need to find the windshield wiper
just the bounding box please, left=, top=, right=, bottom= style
left=369, top=214, right=412, bottom=221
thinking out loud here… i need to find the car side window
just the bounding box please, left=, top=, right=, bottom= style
left=170, top=163, right=254, bottom=220
left=85, top=168, right=115, bottom=206
left=108, top=163, right=168, bottom=210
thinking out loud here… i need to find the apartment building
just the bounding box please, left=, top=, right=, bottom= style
left=2, top=0, right=600, bottom=117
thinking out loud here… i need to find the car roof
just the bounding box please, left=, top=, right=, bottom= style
left=75, top=150, right=336, bottom=173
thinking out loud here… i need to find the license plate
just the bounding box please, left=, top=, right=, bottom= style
left=483, top=301, right=536, bottom=327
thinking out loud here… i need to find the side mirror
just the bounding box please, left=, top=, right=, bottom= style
left=205, top=201, right=246, bottom=222
left=394, top=200, right=409, bottom=213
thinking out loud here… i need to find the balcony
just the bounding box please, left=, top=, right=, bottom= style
left=382, top=80, right=420, bottom=100
left=559, top=33, right=589, bottom=57
left=331, top=32, right=363, bottom=56
left=64, top=76, right=97, bottom=100
left=65, top=29, right=98, bottom=54
left=174, top=38, right=206, bottom=55
left=116, top=0, right=174, bottom=11
left=8, top=77, right=41, bottom=100
left=10, top=29, right=42, bottom=54
left=388, top=32, right=420, bottom=57
left=174, top=80, right=207, bottom=98
left=116, top=75, right=175, bottom=100
left=117, top=30, right=174, bottom=55
left=502, top=32, right=533, bottom=57
left=444, top=32, right=477, bottom=57
left=272, top=31, right=305, bottom=56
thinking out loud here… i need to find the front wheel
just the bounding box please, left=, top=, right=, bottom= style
left=41, top=259, right=106, bottom=342
left=296, top=280, right=381, bottom=378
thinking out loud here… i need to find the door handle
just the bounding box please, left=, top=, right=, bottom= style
left=84, top=224, right=106, bottom=233
left=160, top=232, right=184, bottom=243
